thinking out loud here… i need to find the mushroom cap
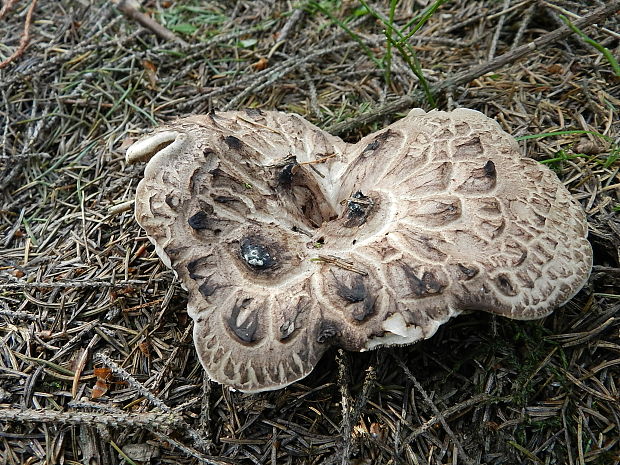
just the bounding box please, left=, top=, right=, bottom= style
left=126, top=108, right=592, bottom=393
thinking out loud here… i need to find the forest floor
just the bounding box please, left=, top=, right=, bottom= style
left=1, top=1, right=619, bottom=464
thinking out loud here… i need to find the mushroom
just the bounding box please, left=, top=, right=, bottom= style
left=126, top=108, right=592, bottom=393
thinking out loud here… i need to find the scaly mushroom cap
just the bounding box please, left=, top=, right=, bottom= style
left=126, top=108, right=592, bottom=393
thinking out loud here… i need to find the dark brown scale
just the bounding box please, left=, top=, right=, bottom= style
left=188, top=211, right=211, bottom=230
left=213, top=195, right=237, bottom=203
left=224, top=135, right=243, bottom=150
left=515, top=251, right=528, bottom=266
left=403, top=266, right=446, bottom=297
left=364, top=140, right=380, bottom=152
left=199, top=280, right=218, bottom=298
left=186, top=258, right=207, bottom=280
left=457, top=263, right=479, bottom=280
left=422, top=272, right=444, bottom=294
left=223, top=358, right=236, bottom=380
left=280, top=320, right=295, bottom=340
left=336, top=275, right=368, bottom=303
left=471, top=160, right=496, bottom=187
left=352, top=298, right=375, bottom=322
left=495, top=274, right=518, bottom=296
left=483, top=160, right=496, bottom=177
left=165, top=194, right=180, bottom=209
left=362, top=129, right=392, bottom=153
left=279, top=301, right=308, bottom=340
left=278, top=162, right=297, bottom=187
left=316, top=320, right=340, bottom=343
left=227, top=301, right=259, bottom=343
left=344, top=191, right=373, bottom=227
left=347, top=191, right=370, bottom=218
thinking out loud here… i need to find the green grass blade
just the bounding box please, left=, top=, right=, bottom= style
left=382, top=0, right=399, bottom=86
left=399, top=0, right=449, bottom=44
left=307, top=1, right=383, bottom=69
left=560, top=14, right=620, bottom=77
left=385, top=33, right=435, bottom=106
left=515, top=129, right=613, bottom=142
left=358, top=0, right=438, bottom=106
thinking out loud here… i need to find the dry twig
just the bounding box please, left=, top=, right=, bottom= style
left=0, top=0, right=38, bottom=69
left=113, top=0, right=188, bottom=46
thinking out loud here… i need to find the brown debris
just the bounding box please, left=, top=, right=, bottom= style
left=0, top=0, right=618, bottom=463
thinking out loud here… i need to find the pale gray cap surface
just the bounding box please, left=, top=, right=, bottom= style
left=126, top=108, right=592, bottom=392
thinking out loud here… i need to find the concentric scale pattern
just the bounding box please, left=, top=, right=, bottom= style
left=126, top=108, right=592, bottom=392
